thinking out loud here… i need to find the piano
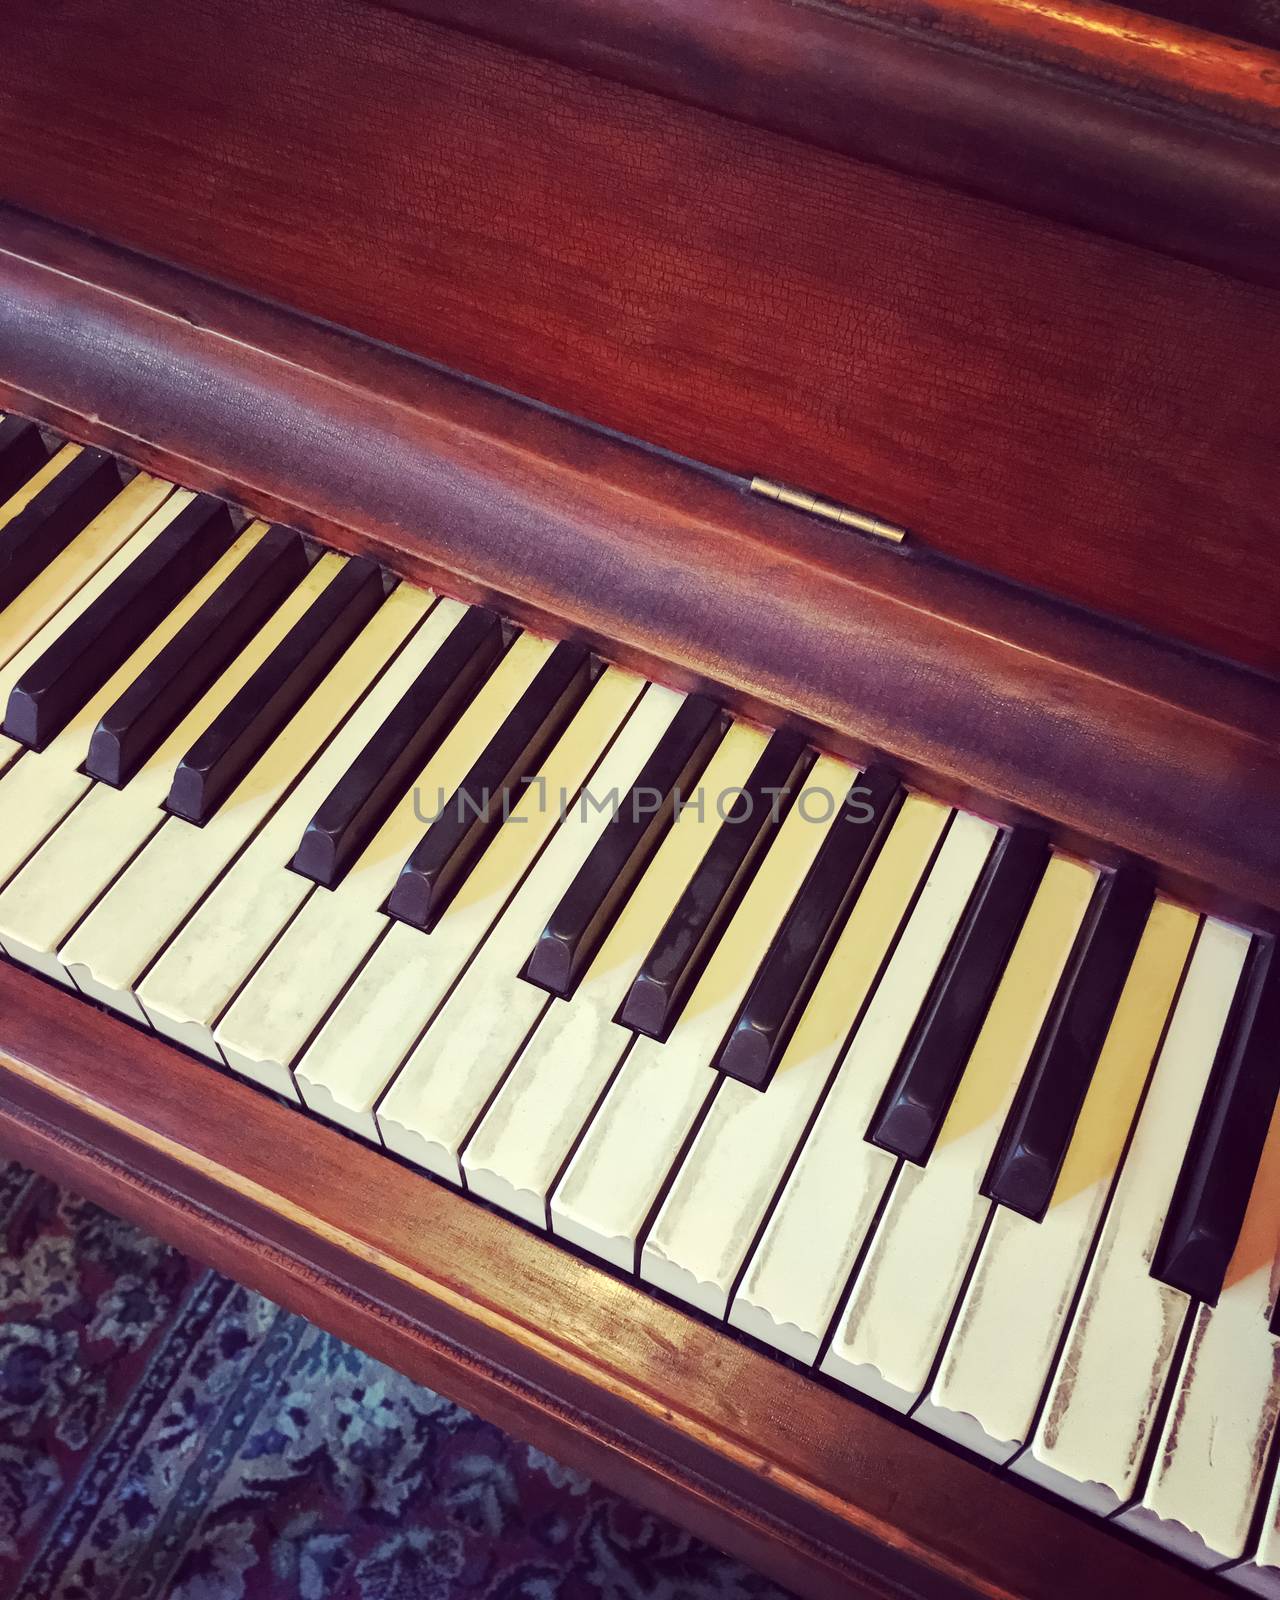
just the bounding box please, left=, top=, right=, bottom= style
left=0, top=0, right=1278, bottom=1594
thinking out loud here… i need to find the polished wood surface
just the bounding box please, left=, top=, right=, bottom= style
left=0, top=959, right=1223, bottom=1600
left=406, top=0, right=1280, bottom=280
left=2, top=0, right=1279, bottom=673
left=1123, top=0, right=1280, bottom=50
left=2, top=210, right=1276, bottom=929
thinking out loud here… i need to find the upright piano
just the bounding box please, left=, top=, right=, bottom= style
left=0, top=0, right=1278, bottom=1594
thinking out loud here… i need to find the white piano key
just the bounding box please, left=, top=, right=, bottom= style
left=0, top=484, right=193, bottom=702
left=295, top=664, right=646, bottom=1140
left=375, top=680, right=686, bottom=1180
left=1115, top=1089, right=1280, bottom=1565
left=916, top=899, right=1197, bottom=1463
left=0, top=470, right=172, bottom=675
left=0, top=490, right=221, bottom=894
left=0, top=527, right=324, bottom=982
left=549, top=753, right=858, bottom=1274
left=819, top=854, right=1097, bottom=1406
left=1014, top=916, right=1253, bottom=1514
left=0, top=442, right=80, bottom=527
left=728, top=811, right=997, bottom=1364
left=135, top=585, right=445, bottom=1058
left=213, top=626, right=554, bottom=1096
left=58, top=553, right=389, bottom=1022
left=460, top=720, right=771, bottom=1226
left=1229, top=1430, right=1280, bottom=1597
left=638, top=793, right=950, bottom=1317
left=0, top=472, right=173, bottom=781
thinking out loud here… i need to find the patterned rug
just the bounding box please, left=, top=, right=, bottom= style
left=0, top=1161, right=793, bottom=1600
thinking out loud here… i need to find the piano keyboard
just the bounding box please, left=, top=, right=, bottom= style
left=2, top=427, right=1280, bottom=1586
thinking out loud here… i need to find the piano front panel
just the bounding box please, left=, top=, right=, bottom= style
left=1, top=0, right=1279, bottom=674
left=0, top=431, right=1275, bottom=1599
left=3, top=209, right=1277, bottom=938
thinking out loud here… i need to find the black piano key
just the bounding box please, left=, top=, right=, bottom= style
left=983, top=865, right=1154, bottom=1218
left=523, top=692, right=725, bottom=998
left=166, top=555, right=385, bottom=824
left=85, top=526, right=310, bottom=789
left=0, top=446, right=124, bottom=616
left=713, top=766, right=904, bottom=1091
left=290, top=605, right=503, bottom=888
left=0, top=416, right=51, bottom=506
left=1154, top=936, right=1280, bottom=1306
left=387, top=640, right=594, bottom=929
left=866, top=826, right=1048, bottom=1163
left=3, top=494, right=236, bottom=751
left=618, top=728, right=811, bottom=1040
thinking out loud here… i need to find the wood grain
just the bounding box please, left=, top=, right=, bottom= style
left=0, top=959, right=1223, bottom=1600
left=401, top=0, right=1280, bottom=282
left=1, top=1, right=1279, bottom=672
left=2, top=209, right=1276, bottom=928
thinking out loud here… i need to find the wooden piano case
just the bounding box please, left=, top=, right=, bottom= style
left=0, top=0, right=1278, bottom=1594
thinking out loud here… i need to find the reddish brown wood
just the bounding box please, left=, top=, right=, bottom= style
left=817, top=0, right=1280, bottom=109
left=402, top=0, right=1280, bottom=283
left=1, top=210, right=1277, bottom=927
left=1122, top=0, right=1280, bottom=51
left=410, top=0, right=1280, bottom=123
left=2, top=1, right=1280, bottom=674
left=0, top=961, right=1221, bottom=1600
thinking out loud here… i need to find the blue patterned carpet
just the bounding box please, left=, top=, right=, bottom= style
left=0, top=1162, right=793, bottom=1600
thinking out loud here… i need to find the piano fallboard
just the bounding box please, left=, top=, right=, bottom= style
left=1, top=210, right=1276, bottom=934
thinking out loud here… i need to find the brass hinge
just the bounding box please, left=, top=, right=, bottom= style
left=749, top=477, right=907, bottom=545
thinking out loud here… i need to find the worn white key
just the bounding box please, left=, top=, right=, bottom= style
left=461, top=721, right=771, bottom=1225
left=59, top=553, right=391, bottom=1022
left=377, top=681, right=686, bottom=1179
left=0, top=528, right=323, bottom=983
left=136, top=585, right=443, bottom=1058
left=1116, top=1090, right=1280, bottom=1565
left=0, top=471, right=172, bottom=676
left=214, top=630, right=555, bottom=1096
left=550, top=753, right=859, bottom=1273
left=1015, top=917, right=1253, bottom=1513
left=639, top=794, right=951, bottom=1316
left=729, top=811, right=997, bottom=1363
left=917, top=899, right=1197, bottom=1462
left=0, top=490, right=226, bottom=896
left=296, top=664, right=647, bottom=1140
left=820, top=854, right=1097, bottom=1405
left=1229, top=1416, right=1280, bottom=1596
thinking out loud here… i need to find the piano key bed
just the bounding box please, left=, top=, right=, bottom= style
left=1, top=425, right=1278, bottom=1592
